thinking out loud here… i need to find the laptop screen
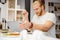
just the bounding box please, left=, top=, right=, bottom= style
left=7, top=21, right=21, bottom=32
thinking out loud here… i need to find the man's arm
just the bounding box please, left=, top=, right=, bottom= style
left=32, top=20, right=54, bottom=32
left=19, top=10, right=30, bottom=30
left=22, top=10, right=29, bottom=22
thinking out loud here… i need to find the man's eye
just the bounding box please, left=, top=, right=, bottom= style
left=36, top=8, right=38, bottom=10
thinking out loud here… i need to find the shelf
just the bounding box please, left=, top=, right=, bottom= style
left=56, top=22, right=60, bottom=25
left=8, top=8, right=24, bottom=11
left=16, top=11, right=22, bottom=22
left=55, top=13, right=60, bottom=16
left=16, top=9, right=24, bottom=11
left=56, top=31, right=60, bottom=34
left=8, top=8, right=15, bottom=10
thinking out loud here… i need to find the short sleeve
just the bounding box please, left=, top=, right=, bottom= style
left=47, top=13, right=56, bottom=24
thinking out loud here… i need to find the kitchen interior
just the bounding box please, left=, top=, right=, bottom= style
left=0, top=0, right=60, bottom=40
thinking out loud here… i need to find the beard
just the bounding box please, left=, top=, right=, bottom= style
left=36, top=11, right=42, bottom=16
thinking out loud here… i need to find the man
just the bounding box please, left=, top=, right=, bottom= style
left=20, top=0, right=56, bottom=38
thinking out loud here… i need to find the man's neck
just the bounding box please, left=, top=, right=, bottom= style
left=41, top=10, right=46, bottom=16
left=36, top=10, right=46, bottom=16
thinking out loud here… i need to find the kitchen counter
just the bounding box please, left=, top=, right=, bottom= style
left=0, top=33, right=59, bottom=40
left=0, top=36, right=22, bottom=40
left=0, top=30, right=59, bottom=40
left=0, top=32, right=22, bottom=40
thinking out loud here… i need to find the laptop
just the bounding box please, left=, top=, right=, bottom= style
left=7, top=21, right=21, bottom=32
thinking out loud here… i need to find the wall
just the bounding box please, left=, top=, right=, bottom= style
left=17, top=0, right=25, bottom=9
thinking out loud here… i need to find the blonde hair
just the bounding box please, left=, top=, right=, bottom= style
left=32, top=1, right=40, bottom=6
left=32, top=0, right=45, bottom=9
left=33, top=0, right=45, bottom=5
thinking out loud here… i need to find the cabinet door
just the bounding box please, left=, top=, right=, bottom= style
left=7, top=0, right=15, bottom=21
left=8, top=0, right=15, bottom=9
left=8, top=10, right=15, bottom=21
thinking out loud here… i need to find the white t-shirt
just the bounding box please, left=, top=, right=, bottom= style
left=31, top=12, right=56, bottom=38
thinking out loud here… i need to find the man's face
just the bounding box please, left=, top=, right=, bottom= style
left=32, top=3, right=42, bottom=16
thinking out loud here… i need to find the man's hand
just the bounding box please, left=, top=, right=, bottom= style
left=25, top=22, right=33, bottom=31
left=19, top=21, right=32, bottom=30
left=22, top=10, right=29, bottom=22
left=19, top=9, right=33, bottom=30
left=19, top=9, right=29, bottom=30
left=19, top=23, right=26, bottom=30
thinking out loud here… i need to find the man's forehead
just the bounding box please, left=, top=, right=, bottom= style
left=33, top=4, right=40, bottom=9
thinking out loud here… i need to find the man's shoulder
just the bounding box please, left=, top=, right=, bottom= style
left=47, top=12, right=55, bottom=17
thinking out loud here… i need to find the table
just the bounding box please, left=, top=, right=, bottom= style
left=0, top=30, right=59, bottom=40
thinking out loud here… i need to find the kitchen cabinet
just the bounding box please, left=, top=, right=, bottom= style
left=6, top=0, right=25, bottom=23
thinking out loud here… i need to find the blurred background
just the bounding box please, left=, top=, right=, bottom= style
left=0, top=0, right=60, bottom=39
